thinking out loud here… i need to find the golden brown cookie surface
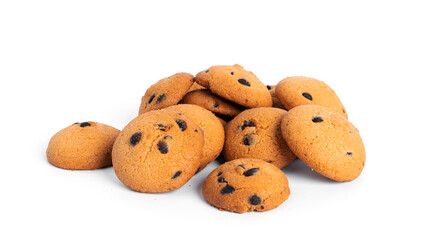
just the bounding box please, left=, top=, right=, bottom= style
left=224, top=107, right=296, bottom=168
left=275, top=76, right=347, bottom=118
left=46, top=121, right=120, bottom=170
left=267, top=85, right=286, bottom=109
left=281, top=105, right=365, bottom=182
left=164, top=104, right=225, bottom=171
left=181, top=89, right=243, bottom=117
left=112, top=110, right=204, bottom=193
left=202, top=158, right=290, bottom=213
left=138, top=72, right=194, bottom=114
left=195, top=64, right=272, bottom=108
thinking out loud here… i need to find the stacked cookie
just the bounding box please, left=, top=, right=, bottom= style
left=46, top=64, right=365, bottom=214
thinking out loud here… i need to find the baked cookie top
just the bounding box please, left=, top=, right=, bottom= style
left=202, top=158, right=290, bottom=213
left=275, top=76, right=347, bottom=118
left=224, top=107, right=296, bottom=168
left=112, top=110, right=204, bottom=193
left=281, top=105, right=365, bottom=182
left=195, top=64, right=272, bottom=108
left=138, top=72, right=194, bottom=114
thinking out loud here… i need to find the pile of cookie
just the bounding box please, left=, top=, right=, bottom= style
left=46, top=64, right=365, bottom=214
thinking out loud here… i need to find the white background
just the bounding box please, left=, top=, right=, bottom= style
left=1, top=1, right=426, bottom=239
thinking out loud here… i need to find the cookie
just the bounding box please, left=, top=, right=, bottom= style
left=275, top=76, right=348, bottom=118
left=217, top=117, right=227, bottom=129
left=202, top=158, right=290, bottom=213
left=224, top=107, right=296, bottom=168
left=195, top=64, right=272, bottom=108
left=188, top=82, right=205, bottom=92
left=281, top=105, right=365, bottom=182
left=46, top=121, right=120, bottom=170
left=112, top=110, right=204, bottom=193
left=164, top=104, right=225, bottom=171
left=180, top=89, right=243, bottom=117
left=138, top=72, right=194, bottom=115
left=267, top=85, right=286, bottom=109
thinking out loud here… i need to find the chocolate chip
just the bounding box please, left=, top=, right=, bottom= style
left=172, top=171, right=181, bottom=179
left=243, top=134, right=255, bottom=146
left=261, top=205, right=265, bottom=209
left=156, top=123, right=169, bottom=131
left=240, top=120, right=256, bottom=131
left=238, top=164, right=246, bottom=169
left=175, top=119, right=187, bottom=131
left=195, top=167, right=201, bottom=174
left=238, top=78, right=251, bottom=87
left=249, top=194, right=262, bottom=205
left=73, top=122, right=79, bottom=125
left=312, top=116, right=323, bottom=123
left=346, top=152, right=353, bottom=156
left=130, top=132, right=142, bottom=146
left=243, top=168, right=259, bottom=177
left=231, top=72, right=234, bottom=75
left=266, top=85, right=272, bottom=90
left=205, top=69, right=209, bottom=73
left=218, top=177, right=226, bottom=183
left=302, top=92, right=313, bottom=101
left=156, top=94, right=166, bottom=104
left=80, top=122, right=91, bottom=127
left=220, top=185, right=235, bottom=195
left=212, top=101, right=219, bottom=109
left=217, top=171, right=223, bottom=176
left=163, top=135, right=172, bottom=140
left=148, top=94, right=156, bottom=104
left=157, top=141, right=169, bottom=154
left=195, top=129, right=198, bottom=133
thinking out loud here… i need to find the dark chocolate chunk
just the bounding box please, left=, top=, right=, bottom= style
left=243, top=134, right=255, bottom=146
left=156, top=94, right=166, bottom=104
left=243, top=168, right=260, bottom=177
left=73, top=122, right=79, bottom=125
left=249, top=194, right=262, bottom=205
left=238, top=164, right=246, bottom=169
left=217, top=171, right=223, bottom=176
left=261, top=205, right=265, bottom=209
left=302, top=92, right=313, bottom=101
left=231, top=72, right=234, bottom=75
left=157, top=141, right=169, bottom=154
left=218, top=177, right=226, bottom=183
left=346, top=152, right=353, bottom=156
left=312, top=116, right=323, bottom=123
left=148, top=94, right=156, bottom=104
left=172, top=171, right=181, bottom=179
left=130, top=132, right=142, bottom=146
left=205, top=69, right=209, bottom=73
left=163, top=135, right=173, bottom=140
left=195, top=167, right=201, bottom=174
left=156, top=123, right=169, bottom=131
left=240, top=120, right=256, bottom=131
left=213, top=101, right=219, bottom=109
left=238, top=78, right=251, bottom=87
left=266, top=85, right=272, bottom=90
left=220, top=185, right=235, bottom=195
left=80, top=122, right=91, bottom=127
left=175, top=119, right=187, bottom=131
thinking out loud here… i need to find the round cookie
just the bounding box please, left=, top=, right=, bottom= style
left=180, top=89, right=243, bottom=117
left=164, top=104, right=225, bottom=171
left=275, top=76, right=348, bottom=118
left=202, top=158, right=290, bottom=213
left=112, top=110, right=204, bottom=193
left=281, top=105, right=365, bottom=182
left=46, top=121, right=120, bottom=170
left=217, top=117, right=227, bottom=130
left=267, top=85, right=286, bottom=109
left=224, top=107, right=296, bottom=168
left=195, top=64, right=272, bottom=108
left=138, top=72, right=194, bottom=115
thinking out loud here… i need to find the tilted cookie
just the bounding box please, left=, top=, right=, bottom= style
left=281, top=105, right=365, bottom=182
left=267, top=85, right=286, bottom=109
left=112, top=110, right=204, bottom=193
left=46, top=121, right=120, bottom=170
left=195, top=64, right=272, bottom=108
left=203, top=158, right=290, bottom=213
left=181, top=89, right=244, bottom=117
left=224, top=107, right=296, bottom=168
left=275, top=76, right=348, bottom=118
left=138, top=72, right=194, bottom=114
left=164, top=104, right=225, bottom=171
